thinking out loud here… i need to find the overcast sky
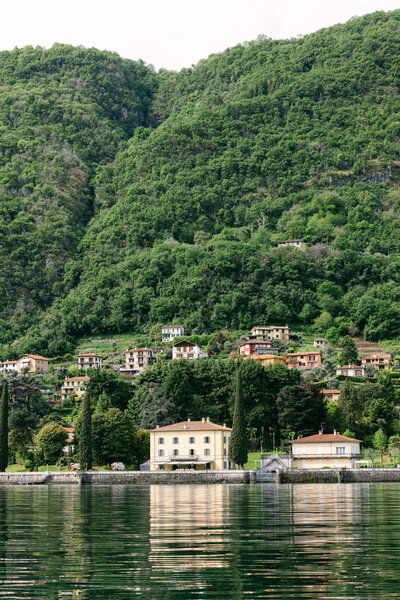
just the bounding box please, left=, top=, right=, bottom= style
left=3, top=0, right=400, bottom=70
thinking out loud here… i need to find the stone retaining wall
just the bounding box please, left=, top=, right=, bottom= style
left=0, top=470, right=255, bottom=485
left=277, top=468, right=400, bottom=484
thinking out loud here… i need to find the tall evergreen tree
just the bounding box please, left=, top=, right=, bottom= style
left=229, top=368, right=248, bottom=468
left=79, top=394, right=92, bottom=470
left=0, top=383, right=9, bottom=471
left=337, top=379, right=361, bottom=433
left=340, top=336, right=360, bottom=365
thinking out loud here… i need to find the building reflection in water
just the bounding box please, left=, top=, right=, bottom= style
left=149, top=484, right=232, bottom=572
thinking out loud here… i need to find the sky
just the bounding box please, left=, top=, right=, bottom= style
left=3, top=0, right=400, bottom=70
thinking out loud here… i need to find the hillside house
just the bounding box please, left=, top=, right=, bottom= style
left=17, top=354, right=49, bottom=374
left=61, top=376, right=90, bottom=401
left=291, top=431, right=362, bottom=468
left=251, top=325, right=289, bottom=341
left=287, top=352, right=322, bottom=370
left=161, top=325, right=185, bottom=342
left=239, top=340, right=278, bottom=356
left=320, top=389, right=341, bottom=402
left=336, top=365, right=366, bottom=377
left=277, top=239, right=305, bottom=248
left=242, top=354, right=287, bottom=367
left=150, top=418, right=232, bottom=471
left=361, top=353, right=391, bottom=371
left=172, top=340, right=202, bottom=361
left=120, top=347, right=155, bottom=376
left=77, top=353, right=102, bottom=370
left=0, top=361, right=18, bottom=373
left=314, top=338, right=326, bottom=349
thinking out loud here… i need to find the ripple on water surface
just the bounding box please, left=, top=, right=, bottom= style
left=0, top=483, right=398, bottom=598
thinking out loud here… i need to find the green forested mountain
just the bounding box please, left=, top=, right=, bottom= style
left=3, top=11, right=400, bottom=356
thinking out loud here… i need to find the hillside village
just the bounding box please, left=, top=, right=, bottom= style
left=0, top=318, right=399, bottom=472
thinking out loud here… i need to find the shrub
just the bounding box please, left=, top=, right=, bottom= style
left=24, top=459, right=33, bottom=471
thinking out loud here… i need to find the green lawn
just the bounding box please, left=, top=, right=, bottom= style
left=244, top=452, right=262, bottom=470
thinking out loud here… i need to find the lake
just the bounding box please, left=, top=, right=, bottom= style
left=0, top=483, right=398, bottom=598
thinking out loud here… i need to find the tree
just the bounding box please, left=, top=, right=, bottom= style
left=8, top=408, right=35, bottom=459
left=36, top=423, right=68, bottom=463
left=373, top=428, right=387, bottom=466
left=0, top=383, right=9, bottom=471
left=229, top=368, right=247, bottom=468
left=79, top=394, right=92, bottom=470
left=337, top=379, right=361, bottom=433
left=339, top=336, right=359, bottom=365
left=86, top=370, right=133, bottom=411
left=138, top=383, right=178, bottom=429
left=276, top=384, right=326, bottom=441
left=91, top=408, right=136, bottom=465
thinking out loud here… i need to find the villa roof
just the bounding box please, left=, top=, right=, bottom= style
left=320, top=389, right=341, bottom=394
left=63, top=376, right=90, bottom=382
left=0, top=360, right=17, bottom=364
left=126, top=347, right=153, bottom=352
left=338, top=364, right=364, bottom=369
left=19, top=354, right=48, bottom=360
left=287, top=351, right=322, bottom=357
left=172, top=339, right=199, bottom=348
left=150, top=420, right=231, bottom=432
left=292, top=433, right=362, bottom=443
left=78, top=353, right=102, bottom=357
left=162, top=325, right=184, bottom=329
left=277, top=239, right=304, bottom=243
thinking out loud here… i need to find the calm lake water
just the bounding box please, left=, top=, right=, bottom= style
left=0, top=483, right=399, bottom=598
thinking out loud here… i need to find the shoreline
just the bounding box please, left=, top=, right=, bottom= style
left=1, top=468, right=400, bottom=484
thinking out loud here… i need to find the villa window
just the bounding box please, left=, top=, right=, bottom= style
left=189, top=449, right=195, bottom=456
left=173, top=437, right=179, bottom=444
left=204, top=436, right=210, bottom=444
left=158, top=450, right=164, bottom=457
left=204, top=449, right=210, bottom=456
left=173, top=449, right=178, bottom=456
left=189, top=437, right=195, bottom=444
left=224, top=448, right=227, bottom=456
left=158, top=438, right=164, bottom=445
left=336, top=447, right=345, bottom=455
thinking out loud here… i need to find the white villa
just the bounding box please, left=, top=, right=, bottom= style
left=172, top=340, right=202, bottom=360
left=161, top=325, right=185, bottom=342
left=291, top=431, right=362, bottom=469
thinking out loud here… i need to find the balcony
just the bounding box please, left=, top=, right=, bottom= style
left=168, top=453, right=198, bottom=461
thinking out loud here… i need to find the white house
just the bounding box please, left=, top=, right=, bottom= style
left=172, top=340, right=202, bottom=360
left=77, top=353, right=103, bottom=370
left=291, top=431, right=362, bottom=468
left=336, top=365, right=366, bottom=377
left=161, top=325, right=185, bottom=342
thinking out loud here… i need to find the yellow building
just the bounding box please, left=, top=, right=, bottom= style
left=291, top=431, right=362, bottom=469
left=61, top=376, right=90, bottom=401
left=242, top=353, right=287, bottom=367
left=150, top=418, right=232, bottom=471
left=251, top=325, right=289, bottom=341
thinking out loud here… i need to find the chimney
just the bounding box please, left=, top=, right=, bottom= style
left=201, top=417, right=205, bottom=424
left=223, top=423, right=226, bottom=429
left=187, top=417, right=191, bottom=422
left=156, top=425, right=159, bottom=429
left=206, top=416, right=210, bottom=422
left=184, top=423, right=187, bottom=430
left=318, top=430, right=322, bottom=435
left=334, top=430, right=337, bottom=435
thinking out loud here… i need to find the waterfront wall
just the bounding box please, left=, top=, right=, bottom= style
left=277, top=468, right=400, bottom=484
left=0, top=470, right=256, bottom=485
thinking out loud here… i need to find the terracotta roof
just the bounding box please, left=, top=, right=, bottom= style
left=162, top=325, right=184, bottom=329
left=244, top=354, right=285, bottom=360
left=63, top=376, right=90, bottom=382
left=0, top=361, right=17, bottom=364
left=63, top=428, right=74, bottom=433
left=150, top=420, right=231, bottom=432
left=292, top=433, right=362, bottom=443
left=126, top=347, right=153, bottom=352
left=251, top=325, right=288, bottom=330
left=19, top=354, right=48, bottom=360
left=337, top=365, right=364, bottom=369
left=239, top=339, right=274, bottom=346
left=277, top=239, right=304, bottom=243
left=320, top=389, right=341, bottom=394
left=78, top=353, right=102, bottom=357
left=287, top=352, right=322, bottom=357
left=361, top=353, right=391, bottom=359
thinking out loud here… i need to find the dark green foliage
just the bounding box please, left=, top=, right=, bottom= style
left=0, top=383, right=9, bottom=471
left=36, top=422, right=68, bottom=463
left=91, top=408, right=136, bottom=465
left=276, top=384, right=326, bottom=439
left=229, top=368, right=247, bottom=468
left=86, top=369, right=133, bottom=411
left=79, top=394, right=92, bottom=470
left=4, top=14, right=400, bottom=351
left=337, top=379, right=361, bottom=432
left=8, top=408, right=35, bottom=458
left=339, top=336, right=360, bottom=365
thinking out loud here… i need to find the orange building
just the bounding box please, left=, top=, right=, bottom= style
left=287, top=351, right=322, bottom=370
left=242, top=354, right=287, bottom=367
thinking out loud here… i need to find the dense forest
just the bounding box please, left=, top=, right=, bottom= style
left=2, top=10, right=400, bottom=357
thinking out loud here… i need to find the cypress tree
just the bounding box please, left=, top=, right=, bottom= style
left=229, top=368, right=248, bottom=468
left=79, top=394, right=92, bottom=470
left=0, top=383, right=9, bottom=471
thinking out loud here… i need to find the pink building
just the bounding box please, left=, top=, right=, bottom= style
left=287, top=351, right=322, bottom=370
left=239, top=340, right=278, bottom=356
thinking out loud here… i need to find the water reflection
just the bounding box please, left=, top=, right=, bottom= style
left=0, top=484, right=399, bottom=598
